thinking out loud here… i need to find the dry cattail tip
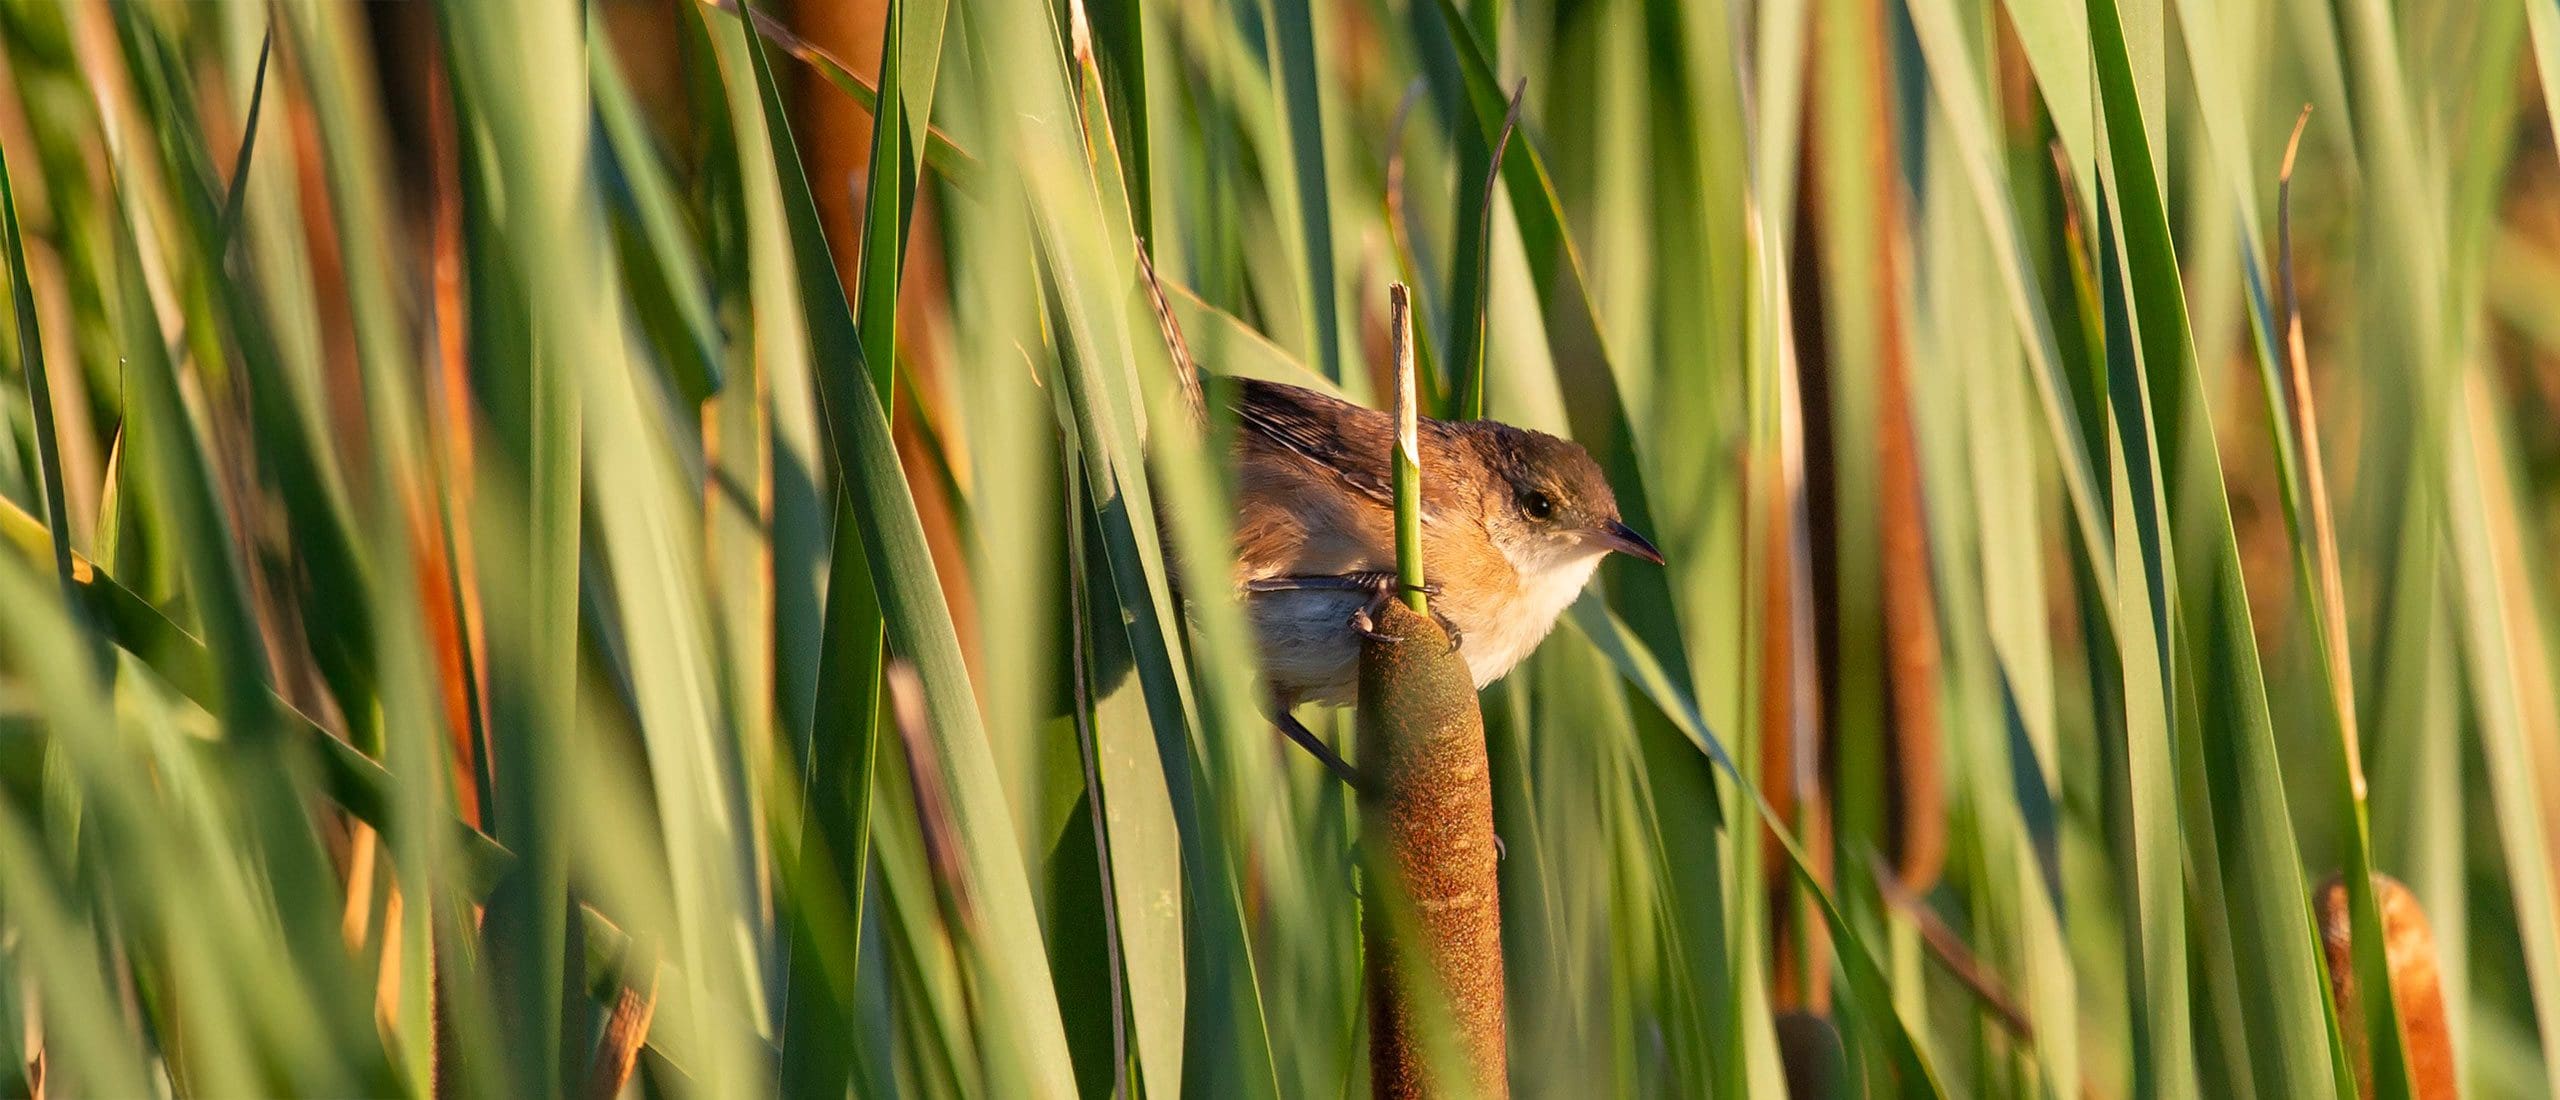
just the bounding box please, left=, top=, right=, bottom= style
left=2317, top=872, right=2458, bottom=1100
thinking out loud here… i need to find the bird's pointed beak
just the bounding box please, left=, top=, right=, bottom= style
left=1597, top=520, right=1665, bottom=565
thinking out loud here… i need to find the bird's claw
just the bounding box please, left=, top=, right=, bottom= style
left=1349, top=605, right=1403, bottom=645
left=1433, top=611, right=1464, bottom=653
left=1353, top=582, right=1404, bottom=645
left=1349, top=579, right=1461, bottom=651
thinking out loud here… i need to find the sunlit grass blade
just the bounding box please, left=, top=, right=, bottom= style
left=1911, top=59, right=2082, bottom=1091
left=0, top=493, right=504, bottom=881
left=1034, top=17, right=1284, bottom=1091
left=97, top=118, right=390, bottom=1090
left=0, top=562, right=165, bottom=1097
left=1423, top=0, right=1699, bottom=700
left=0, top=140, right=85, bottom=659
left=1164, top=281, right=1343, bottom=393
left=1057, top=453, right=1133, bottom=1096
left=694, top=0, right=983, bottom=194
left=1259, top=0, right=1343, bottom=384
left=593, top=36, right=723, bottom=404
left=438, top=0, right=596, bottom=1088
left=2532, top=0, right=2560, bottom=144
left=2247, top=111, right=2415, bottom=1100
left=1570, top=598, right=1944, bottom=1094
left=1734, top=3, right=1810, bottom=1092
left=1083, top=0, right=1152, bottom=236
left=1425, top=10, right=1938, bottom=1084
left=1903, top=0, right=2115, bottom=623
left=780, top=0, right=943, bottom=1088
left=2083, top=0, right=2344, bottom=1091
left=2441, top=378, right=2560, bottom=1100
left=1389, top=284, right=1424, bottom=613
left=107, top=5, right=385, bottom=751
left=688, top=7, right=860, bottom=1085
left=560, top=51, right=772, bottom=1090
left=735, top=7, right=1080, bottom=1091
left=1439, top=83, right=1521, bottom=421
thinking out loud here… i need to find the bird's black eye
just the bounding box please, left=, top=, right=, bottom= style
left=1523, top=491, right=1556, bottom=520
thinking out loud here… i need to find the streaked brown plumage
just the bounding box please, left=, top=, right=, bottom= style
left=1231, top=379, right=1661, bottom=711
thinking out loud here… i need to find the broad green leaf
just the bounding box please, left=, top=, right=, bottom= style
left=0, top=134, right=84, bottom=657
left=1258, top=0, right=1344, bottom=384
left=734, top=7, right=1081, bottom=1092
left=2083, top=0, right=2344, bottom=1091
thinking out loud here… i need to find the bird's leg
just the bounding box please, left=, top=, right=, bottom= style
left=1270, top=706, right=1364, bottom=791
left=1246, top=572, right=1459, bottom=651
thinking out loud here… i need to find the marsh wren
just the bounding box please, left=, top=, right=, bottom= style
left=1231, top=379, right=1662, bottom=776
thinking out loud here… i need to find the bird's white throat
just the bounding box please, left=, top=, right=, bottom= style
left=1464, top=539, right=1609, bottom=687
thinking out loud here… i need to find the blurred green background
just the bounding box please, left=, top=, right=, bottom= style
left=0, top=0, right=2557, bottom=1095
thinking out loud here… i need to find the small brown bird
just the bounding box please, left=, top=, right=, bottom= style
left=1232, top=379, right=1661, bottom=773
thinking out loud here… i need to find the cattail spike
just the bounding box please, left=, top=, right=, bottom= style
left=2318, top=873, right=2457, bottom=1099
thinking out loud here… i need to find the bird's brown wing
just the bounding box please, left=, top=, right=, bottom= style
left=1234, top=379, right=1396, bottom=505
left=1232, top=379, right=1401, bottom=582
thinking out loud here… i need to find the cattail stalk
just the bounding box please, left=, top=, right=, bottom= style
left=1390, top=283, right=1427, bottom=615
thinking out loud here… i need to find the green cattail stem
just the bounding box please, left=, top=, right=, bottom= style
left=1390, top=283, right=1426, bottom=615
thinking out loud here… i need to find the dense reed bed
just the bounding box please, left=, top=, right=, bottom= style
left=0, top=0, right=2556, bottom=1095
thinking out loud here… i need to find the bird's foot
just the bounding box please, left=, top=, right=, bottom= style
left=1364, top=584, right=1464, bottom=654
left=1351, top=585, right=1402, bottom=644
left=1245, top=573, right=1457, bottom=651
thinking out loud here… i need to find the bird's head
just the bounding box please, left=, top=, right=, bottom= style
left=1475, top=426, right=1665, bottom=574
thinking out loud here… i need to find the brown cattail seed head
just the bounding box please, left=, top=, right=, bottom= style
left=2317, top=872, right=2457, bottom=1100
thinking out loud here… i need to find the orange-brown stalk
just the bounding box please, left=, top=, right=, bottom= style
left=427, top=32, right=487, bottom=828
left=1848, top=0, right=1946, bottom=894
